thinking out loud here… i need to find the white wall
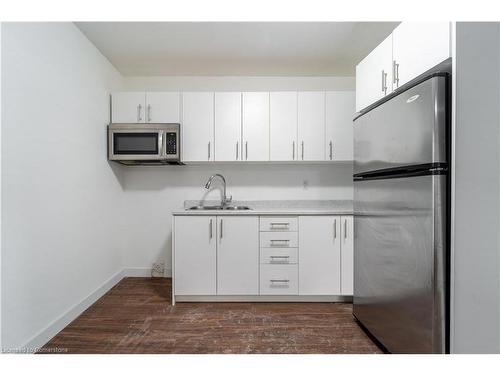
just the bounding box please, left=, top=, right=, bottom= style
left=121, top=76, right=355, bottom=275
left=451, top=22, right=500, bottom=353
left=1, top=23, right=125, bottom=350
left=123, top=76, right=355, bottom=92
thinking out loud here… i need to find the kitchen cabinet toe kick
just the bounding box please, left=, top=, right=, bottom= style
left=173, top=295, right=353, bottom=303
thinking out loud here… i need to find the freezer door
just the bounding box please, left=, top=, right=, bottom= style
left=353, top=173, right=447, bottom=353
left=354, top=75, right=448, bottom=175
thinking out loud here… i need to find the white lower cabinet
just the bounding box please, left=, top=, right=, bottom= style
left=340, top=215, right=354, bottom=295
left=260, top=264, right=299, bottom=295
left=298, top=215, right=353, bottom=296
left=174, top=216, right=217, bottom=295
left=173, top=214, right=354, bottom=300
left=217, top=216, right=259, bottom=295
left=298, top=216, right=341, bottom=295
left=174, top=215, right=258, bottom=296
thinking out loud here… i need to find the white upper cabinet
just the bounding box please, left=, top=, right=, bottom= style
left=145, top=92, right=180, bottom=123
left=182, top=92, right=215, bottom=162
left=356, top=34, right=393, bottom=112
left=112, top=92, right=180, bottom=123
left=215, top=92, right=242, bottom=162
left=392, top=22, right=451, bottom=88
left=111, top=92, right=146, bottom=123
left=326, top=91, right=355, bottom=161
left=270, top=92, right=298, bottom=161
left=113, top=90, right=353, bottom=163
left=297, top=91, right=325, bottom=161
left=242, top=92, right=270, bottom=161
left=356, top=22, right=451, bottom=111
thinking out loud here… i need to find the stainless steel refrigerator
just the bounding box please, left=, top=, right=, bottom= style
left=353, top=73, right=450, bottom=354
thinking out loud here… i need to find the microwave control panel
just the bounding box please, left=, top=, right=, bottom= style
left=165, top=132, right=177, bottom=155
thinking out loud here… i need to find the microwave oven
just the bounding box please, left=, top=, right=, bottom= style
left=108, top=123, right=182, bottom=165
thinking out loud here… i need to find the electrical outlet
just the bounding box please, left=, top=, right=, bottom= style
left=151, top=262, right=165, bottom=278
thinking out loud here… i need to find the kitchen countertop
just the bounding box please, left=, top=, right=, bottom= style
left=172, top=200, right=353, bottom=216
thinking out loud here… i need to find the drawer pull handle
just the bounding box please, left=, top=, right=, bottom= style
left=270, top=222, right=290, bottom=229
left=270, top=279, right=289, bottom=283
left=270, top=255, right=290, bottom=263
left=270, top=239, right=290, bottom=247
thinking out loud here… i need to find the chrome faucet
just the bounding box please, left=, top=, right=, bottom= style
left=204, top=174, right=232, bottom=207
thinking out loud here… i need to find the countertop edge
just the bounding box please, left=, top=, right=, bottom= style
left=172, top=210, right=354, bottom=216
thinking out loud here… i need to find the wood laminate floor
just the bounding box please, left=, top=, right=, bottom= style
left=41, top=277, right=382, bottom=354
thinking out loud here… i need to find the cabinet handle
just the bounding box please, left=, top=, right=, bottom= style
left=137, top=104, right=142, bottom=122
left=393, top=60, right=400, bottom=87
left=147, top=104, right=152, bottom=122
left=245, top=141, right=248, bottom=160
left=381, top=70, right=388, bottom=94
left=270, top=255, right=290, bottom=264
left=270, top=239, right=290, bottom=247
left=292, top=141, right=295, bottom=160
left=236, top=141, right=239, bottom=160
left=209, top=219, right=213, bottom=240
left=208, top=142, right=211, bottom=160
left=344, top=219, right=347, bottom=239
left=270, top=222, right=289, bottom=229
left=270, top=279, right=289, bottom=283
left=329, top=141, right=333, bottom=160
left=334, top=219, right=337, bottom=239
left=220, top=219, right=223, bottom=239
left=301, top=141, right=304, bottom=160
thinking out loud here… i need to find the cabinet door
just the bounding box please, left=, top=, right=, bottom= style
left=217, top=216, right=259, bottom=295
left=182, top=92, right=214, bottom=162
left=270, top=92, right=297, bottom=161
left=242, top=92, right=270, bottom=161
left=174, top=216, right=216, bottom=295
left=355, top=34, right=393, bottom=111
left=340, top=215, right=354, bottom=296
left=325, top=91, right=355, bottom=161
left=393, top=22, right=450, bottom=88
left=215, top=92, right=242, bottom=161
left=145, top=92, right=180, bottom=123
left=111, top=92, right=146, bottom=123
left=298, top=216, right=341, bottom=295
left=298, top=91, right=326, bottom=161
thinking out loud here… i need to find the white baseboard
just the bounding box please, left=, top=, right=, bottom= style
left=123, top=267, right=152, bottom=277
left=23, top=269, right=125, bottom=352
left=123, top=267, right=171, bottom=278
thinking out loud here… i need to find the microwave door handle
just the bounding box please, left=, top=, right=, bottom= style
left=158, top=132, right=164, bottom=157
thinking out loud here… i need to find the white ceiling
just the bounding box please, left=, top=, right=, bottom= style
left=76, top=22, right=399, bottom=77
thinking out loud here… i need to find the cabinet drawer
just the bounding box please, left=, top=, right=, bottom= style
left=260, top=231, right=298, bottom=248
left=260, top=264, right=298, bottom=295
left=260, top=248, right=298, bottom=264
left=260, top=217, right=298, bottom=232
